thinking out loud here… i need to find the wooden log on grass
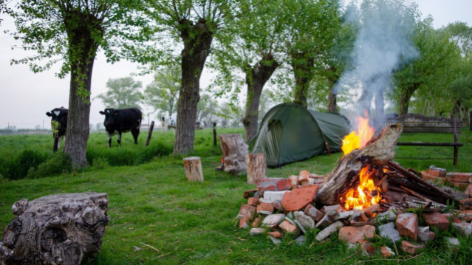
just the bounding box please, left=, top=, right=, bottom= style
left=246, top=153, right=267, bottom=184
left=183, top=156, right=204, bottom=181
left=146, top=121, right=155, bottom=147
left=0, top=192, right=109, bottom=265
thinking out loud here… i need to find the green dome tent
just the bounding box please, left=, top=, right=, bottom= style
left=252, top=103, right=350, bottom=167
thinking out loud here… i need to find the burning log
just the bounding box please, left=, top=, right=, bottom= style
left=316, top=124, right=403, bottom=206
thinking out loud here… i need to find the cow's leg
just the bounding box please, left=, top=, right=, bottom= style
left=58, top=135, right=64, bottom=149
left=107, top=131, right=112, bottom=148
left=132, top=129, right=139, bottom=144
left=117, top=132, right=122, bottom=147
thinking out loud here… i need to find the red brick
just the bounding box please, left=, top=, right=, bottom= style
left=465, top=185, right=472, bottom=198
left=289, top=175, right=299, bottom=189
left=396, top=213, right=418, bottom=241
left=421, top=171, right=444, bottom=183
left=267, top=231, right=282, bottom=238
left=252, top=217, right=261, bottom=228
left=458, top=210, right=472, bottom=221
left=360, top=240, right=375, bottom=255
left=299, top=170, right=310, bottom=178
left=449, top=182, right=470, bottom=189
left=401, top=241, right=425, bottom=254
left=239, top=215, right=250, bottom=228
left=304, top=204, right=324, bottom=221
left=446, top=173, right=472, bottom=183
left=339, top=225, right=375, bottom=243
left=460, top=198, right=472, bottom=211
left=273, top=200, right=283, bottom=210
left=247, top=197, right=259, bottom=206
left=452, top=218, right=462, bottom=224
left=238, top=204, right=256, bottom=219
left=281, top=185, right=319, bottom=211
left=363, top=204, right=380, bottom=216
left=257, top=202, right=274, bottom=215
left=279, top=220, right=299, bottom=235
left=427, top=168, right=446, bottom=178
left=299, top=175, right=310, bottom=185
left=424, top=212, right=449, bottom=232
left=380, top=246, right=394, bottom=257
left=256, top=178, right=292, bottom=191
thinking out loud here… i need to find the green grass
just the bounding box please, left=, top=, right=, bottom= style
left=0, top=128, right=471, bottom=264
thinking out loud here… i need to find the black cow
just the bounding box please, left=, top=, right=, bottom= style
left=46, top=107, right=68, bottom=151
left=99, top=108, right=142, bottom=147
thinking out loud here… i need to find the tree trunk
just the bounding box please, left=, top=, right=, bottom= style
left=219, top=134, right=248, bottom=174
left=398, top=86, right=417, bottom=116
left=174, top=19, right=214, bottom=155
left=242, top=54, right=279, bottom=142
left=0, top=193, right=109, bottom=265
left=327, top=78, right=337, bottom=113
left=291, top=52, right=314, bottom=108
left=63, top=16, right=101, bottom=168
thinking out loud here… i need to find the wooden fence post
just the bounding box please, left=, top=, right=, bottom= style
left=213, top=122, right=217, bottom=147
left=146, top=121, right=155, bottom=147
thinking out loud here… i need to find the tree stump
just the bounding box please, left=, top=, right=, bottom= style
left=246, top=153, right=267, bottom=184
left=219, top=134, right=248, bottom=174
left=183, top=156, right=204, bottom=182
left=0, top=192, right=109, bottom=265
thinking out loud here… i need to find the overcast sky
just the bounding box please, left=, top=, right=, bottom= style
left=1, top=0, right=472, bottom=129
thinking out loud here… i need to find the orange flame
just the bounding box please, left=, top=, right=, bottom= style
left=341, top=115, right=375, bottom=156
left=344, top=167, right=381, bottom=210
left=342, top=114, right=380, bottom=211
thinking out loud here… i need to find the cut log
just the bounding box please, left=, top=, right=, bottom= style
left=246, top=153, right=267, bottom=185
left=183, top=156, right=204, bottom=182
left=316, top=124, right=403, bottom=205
left=0, top=193, right=109, bottom=265
left=219, top=134, right=248, bottom=174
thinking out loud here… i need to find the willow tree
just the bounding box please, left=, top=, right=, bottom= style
left=4, top=0, right=136, bottom=167
left=279, top=0, right=342, bottom=108
left=211, top=0, right=284, bottom=142
left=140, top=0, right=238, bottom=155
left=394, top=19, right=459, bottom=115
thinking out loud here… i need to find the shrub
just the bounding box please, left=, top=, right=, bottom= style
left=93, top=157, right=109, bottom=169
left=30, top=152, right=72, bottom=178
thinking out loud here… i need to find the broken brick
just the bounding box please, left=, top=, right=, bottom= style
left=396, top=213, right=419, bottom=241
left=299, top=170, right=310, bottom=178
left=380, top=246, right=395, bottom=257
left=421, top=171, right=444, bottom=183
left=316, top=221, right=344, bottom=241
left=257, top=202, right=274, bottom=215
left=401, top=241, right=425, bottom=254
left=267, top=231, right=282, bottom=238
left=305, top=204, right=324, bottom=221
left=360, top=240, right=376, bottom=255
left=239, top=215, right=250, bottom=228
left=458, top=210, right=472, bottom=221
left=256, top=178, right=291, bottom=191
left=279, top=220, right=299, bottom=235
left=263, top=191, right=288, bottom=203
left=418, top=226, right=435, bottom=242
left=339, top=225, right=375, bottom=243
left=262, top=214, right=285, bottom=228
left=427, top=167, right=446, bottom=178
left=446, top=173, right=472, bottom=183
left=363, top=204, right=380, bottom=216
left=321, top=204, right=345, bottom=214
left=249, top=228, right=265, bottom=235
left=424, top=212, right=449, bottom=232
left=460, top=198, right=472, bottom=210
left=247, top=197, right=259, bottom=206
left=281, top=185, right=319, bottom=212
left=238, top=204, right=256, bottom=219
left=465, top=185, right=472, bottom=198
left=252, top=217, right=261, bottom=228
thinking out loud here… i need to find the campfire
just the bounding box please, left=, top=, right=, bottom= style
left=236, top=118, right=472, bottom=255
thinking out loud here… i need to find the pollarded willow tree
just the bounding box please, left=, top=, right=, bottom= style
left=4, top=0, right=137, bottom=167
left=140, top=0, right=240, bottom=155
left=279, top=0, right=342, bottom=108
left=210, top=0, right=285, bottom=142
left=96, top=77, right=143, bottom=109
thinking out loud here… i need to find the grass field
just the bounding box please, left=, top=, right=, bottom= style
left=0, top=128, right=471, bottom=264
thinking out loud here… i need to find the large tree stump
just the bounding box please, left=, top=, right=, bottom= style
left=316, top=124, right=403, bottom=205
left=246, top=153, right=267, bottom=184
left=0, top=192, right=109, bottom=265
left=183, top=156, right=204, bottom=181
left=219, top=134, right=248, bottom=174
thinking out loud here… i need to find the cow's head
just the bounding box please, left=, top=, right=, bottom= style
left=100, top=108, right=119, bottom=126
left=46, top=107, right=68, bottom=134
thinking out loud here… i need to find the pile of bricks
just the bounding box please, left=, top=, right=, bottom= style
left=237, top=169, right=472, bottom=256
